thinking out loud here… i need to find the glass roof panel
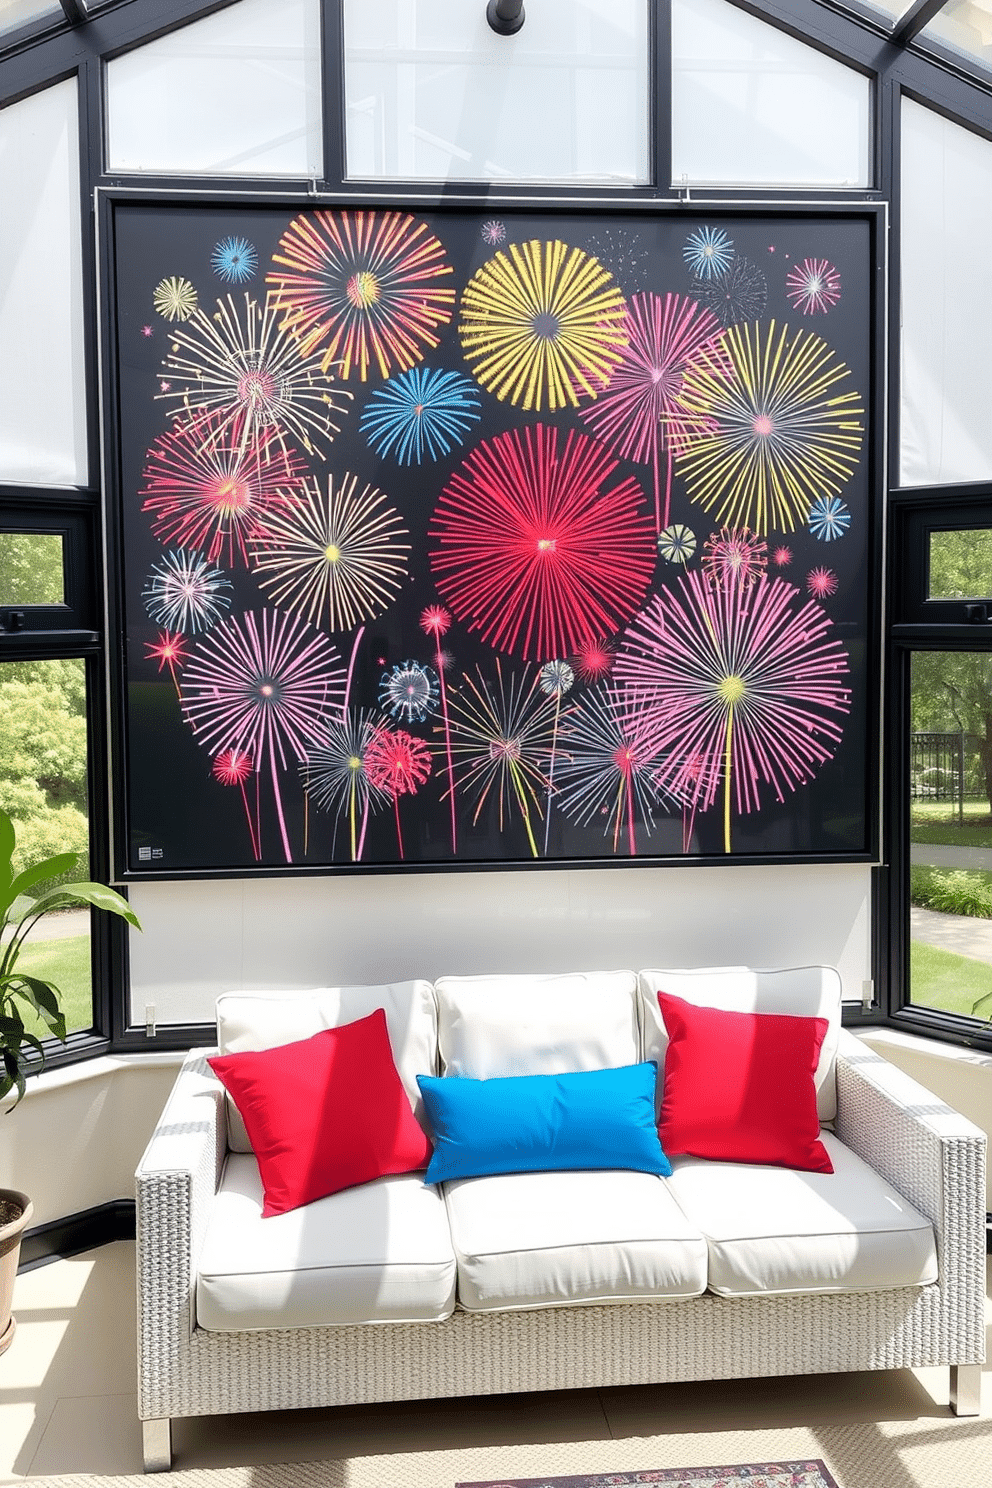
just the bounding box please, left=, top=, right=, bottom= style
left=921, top=0, right=992, bottom=75
left=0, top=0, right=62, bottom=38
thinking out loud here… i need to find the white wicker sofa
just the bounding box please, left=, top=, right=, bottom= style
left=135, top=967, right=988, bottom=1472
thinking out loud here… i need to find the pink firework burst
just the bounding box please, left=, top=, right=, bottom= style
left=615, top=569, right=851, bottom=853
left=211, top=747, right=259, bottom=860
left=420, top=603, right=457, bottom=855
left=807, top=566, right=838, bottom=598
left=572, top=637, right=616, bottom=683
left=428, top=424, right=656, bottom=662
left=140, top=415, right=306, bottom=568
left=578, top=292, right=726, bottom=531
left=144, top=629, right=189, bottom=699
left=181, top=609, right=345, bottom=863
left=772, top=545, right=793, bottom=567
left=701, top=527, right=768, bottom=590
left=363, top=726, right=432, bottom=861
left=785, top=257, right=841, bottom=315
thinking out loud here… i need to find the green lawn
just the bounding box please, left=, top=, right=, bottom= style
left=10, top=933, right=93, bottom=1037
left=910, top=938, right=992, bottom=1021
left=911, top=800, right=992, bottom=848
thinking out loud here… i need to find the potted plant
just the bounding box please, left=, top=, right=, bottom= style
left=0, top=806, right=141, bottom=1355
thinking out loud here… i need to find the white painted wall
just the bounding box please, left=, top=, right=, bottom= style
left=128, top=863, right=872, bottom=1025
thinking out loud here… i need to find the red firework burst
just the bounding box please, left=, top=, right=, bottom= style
left=266, top=210, right=456, bottom=380
left=572, top=637, right=616, bottom=682
left=140, top=415, right=306, bottom=568
left=212, top=747, right=259, bottom=859
left=807, top=566, right=839, bottom=598
left=428, top=424, right=656, bottom=662
left=578, top=292, right=726, bottom=530
left=701, top=527, right=768, bottom=590
left=363, top=726, right=432, bottom=861
left=420, top=603, right=456, bottom=852
left=144, top=629, right=189, bottom=698
left=772, top=545, right=793, bottom=567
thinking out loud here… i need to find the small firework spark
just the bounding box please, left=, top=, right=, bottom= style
left=809, top=495, right=851, bottom=542
left=773, top=545, right=793, bottom=567
left=658, top=523, right=697, bottom=565
left=211, top=236, right=259, bottom=284
left=363, top=725, right=432, bottom=860
left=420, top=603, right=456, bottom=853
left=144, top=628, right=189, bottom=675
left=360, top=365, right=482, bottom=465
left=153, top=276, right=198, bottom=322
left=572, top=637, right=616, bottom=683
left=693, top=256, right=767, bottom=326
left=481, top=220, right=506, bottom=246
left=249, top=470, right=411, bottom=632
left=682, top=226, right=735, bottom=281
left=584, top=227, right=652, bottom=291
left=701, top=527, right=768, bottom=590
left=786, top=257, right=841, bottom=316
left=420, top=604, right=451, bottom=638
left=379, top=660, right=439, bottom=724
left=539, top=660, right=575, bottom=697
left=141, top=325, right=153, bottom=338
left=213, top=747, right=253, bottom=786
left=807, top=566, right=839, bottom=598
left=142, top=549, right=233, bottom=634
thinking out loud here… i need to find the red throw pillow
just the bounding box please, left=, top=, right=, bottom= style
left=657, top=991, right=833, bottom=1173
left=207, top=1008, right=433, bottom=1216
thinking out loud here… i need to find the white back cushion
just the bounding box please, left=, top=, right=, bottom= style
left=215, top=981, right=437, bottom=1152
left=434, top=970, right=640, bottom=1078
left=637, top=965, right=843, bottom=1123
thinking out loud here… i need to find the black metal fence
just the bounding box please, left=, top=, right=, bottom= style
left=911, top=732, right=985, bottom=808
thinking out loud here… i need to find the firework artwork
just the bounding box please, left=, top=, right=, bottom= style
left=112, top=202, right=878, bottom=872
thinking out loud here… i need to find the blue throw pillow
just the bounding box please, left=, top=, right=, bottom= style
left=416, top=1062, right=672, bottom=1184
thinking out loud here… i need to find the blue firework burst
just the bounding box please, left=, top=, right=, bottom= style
left=210, top=236, right=258, bottom=284
left=379, top=660, right=440, bottom=723
left=360, top=367, right=482, bottom=465
left=682, top=226, right=734, bottom=281
left=808, top=495, right=852, bottom=542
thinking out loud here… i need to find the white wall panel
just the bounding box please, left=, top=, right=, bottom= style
left=0, top=78, right=87, bottom=486
left=128, top=865, right=872, bottom=1025
left=900, top=99, right=992, bottom=487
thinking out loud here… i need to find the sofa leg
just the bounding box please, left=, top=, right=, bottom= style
left=950, top=1364, right=983, bottom=1416
left=142, top=1418, right=172, bottom=1472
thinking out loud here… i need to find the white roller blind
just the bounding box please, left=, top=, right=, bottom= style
left=105, top=0, right=322, bottom=177
left=900, top=99, right=992, bottom=487
left=0, top=78, right=87, bottom=487
left=344, top=0, right=649, bottom=184
left=672, top=0, right=871, bottom=188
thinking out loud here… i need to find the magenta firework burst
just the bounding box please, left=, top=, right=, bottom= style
left=578, top=292, right=725, bottom=531
left=786, top=258, right=841, bottom=316
left=363, top=726, right=432, bottom=861
left=248, top=471, right=411, bottom=632
left=181, top=609, right=345, bottom=862
left=266, top=210, right=456, bottom=380
left=156, top=291, right=353, bottom=458
left=428, top=424, right=656, bottom=662
left=555, top=685, right=671, bottom=856
left=615, top=569, right=851, bottom=853
left=139, top=415, right=306, bottom=568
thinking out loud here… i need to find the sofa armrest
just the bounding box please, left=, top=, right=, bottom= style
left=135, top=1050, right=226, bottom=1415
left=834, top=1028, right=987, bottom=1361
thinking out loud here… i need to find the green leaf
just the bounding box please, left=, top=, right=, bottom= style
left=3, top=976, right=67, bottom=1039
left=0, top=1018, right=45, bottom=1061
left=17, top=882, right=142, bottom=930
left=0, top=853, right=79, bottom=921
left=0, top=809, right=14, bottom=877
left=0, top=1054, right=27, bottom=1110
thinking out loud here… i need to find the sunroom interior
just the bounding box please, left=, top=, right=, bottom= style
left=2, top=0, right=992, bottom=1481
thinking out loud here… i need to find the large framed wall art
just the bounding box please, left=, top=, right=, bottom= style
left=105, top=198, right=881, bottom=876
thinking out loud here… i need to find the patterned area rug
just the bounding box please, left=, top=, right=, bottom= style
left=457, top=1467, right=841, bottom=1488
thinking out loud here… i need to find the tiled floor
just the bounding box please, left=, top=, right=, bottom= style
left=0, top=1243, right=989, bottom=1481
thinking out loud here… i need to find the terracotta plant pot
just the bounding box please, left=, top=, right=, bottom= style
left=0, top=1189, right=32, bottom=1357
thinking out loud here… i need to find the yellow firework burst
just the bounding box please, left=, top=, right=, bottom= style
left=674, top=319, right=864, bottom=536
left=458, top=239, right=628, bottom=411
left=153, top=276, right=198, bottom=322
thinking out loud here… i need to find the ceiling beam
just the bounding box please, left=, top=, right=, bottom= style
left=892, top=0, right=950, bottom=48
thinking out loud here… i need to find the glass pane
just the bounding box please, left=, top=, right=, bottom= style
left=671, top=0, right=871, bottom=187
left=0, top=657, right=91, bottom=1036
left=900, top=100, right=992, bottom=487
left=0, top=533, right=65, bottom=605
left=921, top=1, right=992, bottom=77
left=105, top=0, right=322, bottom=177
left=344, top=0, right=649, bottom=184
left=929, top=529, right=992, bottom=600
left=909, top=651, right=992, bottom=1023
left=0, top=1, right=61, bottom=37
left=0, top=77, right=87, bottom=486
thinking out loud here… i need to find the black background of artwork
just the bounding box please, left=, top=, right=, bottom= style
left=110, top=202, right=875, bottom=875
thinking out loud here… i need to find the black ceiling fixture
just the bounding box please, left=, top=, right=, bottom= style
left=487, top=0, right=525, bottom=36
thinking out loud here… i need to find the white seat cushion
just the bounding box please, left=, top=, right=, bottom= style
left=215, top=981, right=437, bottom=1152
left=665, top=1132, right=938, bottom=1297
left=196, top=1156, right=456, bottom=1330
left=637, top=965, right=842, bottom=1123
left=434, top=970, right=640, bottom=1078
left=441, top=1167, right=708, bottom=1312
